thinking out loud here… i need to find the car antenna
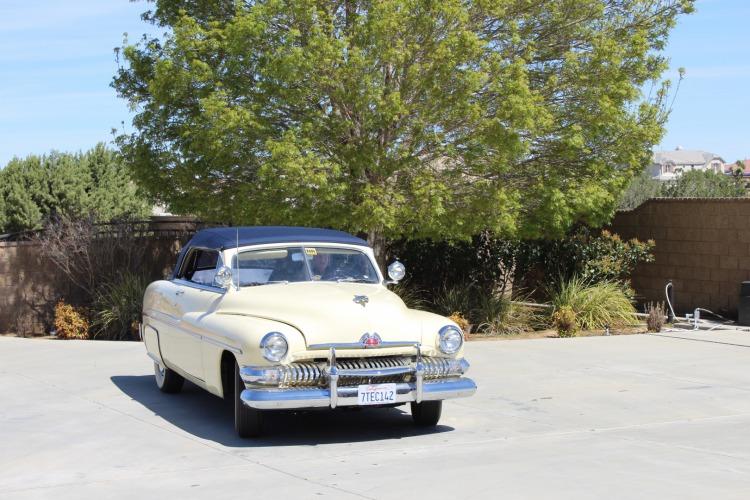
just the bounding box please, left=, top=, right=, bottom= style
left=235, top=226, right=240, bottom=291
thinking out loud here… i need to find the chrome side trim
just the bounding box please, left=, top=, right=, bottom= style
left=307, top=341, right=419, bottom=350
left=240, top=378, right=477, bottom=410
left=146, top=351, right=162, bottom=366
left=172, top=278, right=226, bottom=294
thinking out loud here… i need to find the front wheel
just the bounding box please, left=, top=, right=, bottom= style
left=411, top=400, right=442, bottom=427
left=234, top=361, right=263, bottom=438
left=154, top=362, right=184, bottom=393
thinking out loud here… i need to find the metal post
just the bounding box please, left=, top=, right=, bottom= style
left=415, top=343, right=424, bottom=403
left=666, top=280, right=675, bottom=323
left=329, top=347, right=338, bottom=408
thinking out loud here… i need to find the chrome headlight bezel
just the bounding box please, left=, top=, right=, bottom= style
left=438, top=325, right=464, bottom=355
left=260, top=332, right=289, bottom=362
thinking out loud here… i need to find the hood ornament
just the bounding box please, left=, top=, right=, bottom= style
left=353, top=295, right=369, bottom=307
left=360, top=332, right=382, bottom=348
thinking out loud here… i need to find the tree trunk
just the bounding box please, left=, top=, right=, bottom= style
left=367, top=229, right=387, bottom=271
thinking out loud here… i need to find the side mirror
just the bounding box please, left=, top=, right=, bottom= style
left=387, top=260, right=406, bottom=283
left=214, top=265, right=234, bottom=289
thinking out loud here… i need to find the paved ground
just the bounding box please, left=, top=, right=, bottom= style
left=1, top=331, right=750, bottom=499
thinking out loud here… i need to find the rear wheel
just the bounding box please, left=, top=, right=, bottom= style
left=234, top=361, right=263, bottom=438
left=411, top=400, right=442, bottom=427
left=154, top=362, right=184, bottom=393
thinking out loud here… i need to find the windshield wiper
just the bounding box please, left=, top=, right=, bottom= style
left=336, top=277, right=375, bottom=283
left=241, top=280, right=289, bottom=287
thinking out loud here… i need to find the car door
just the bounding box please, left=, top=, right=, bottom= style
left=159, top=248, right=223, bottom=381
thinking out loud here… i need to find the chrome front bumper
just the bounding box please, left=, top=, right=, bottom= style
left=240, top=378, right=476, bottom=410
left=239, top=345, right=477, bottom=410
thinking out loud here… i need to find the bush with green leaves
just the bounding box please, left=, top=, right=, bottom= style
left=551, top=277, right=638, bottom=331
left=392, top=227, right=654, bottom=304
left=661, top=170, right=744, bottom=198
left=514, top=228, right=655, bottom=290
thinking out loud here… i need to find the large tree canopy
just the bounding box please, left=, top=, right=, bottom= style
left=115, top=0, right=692, bottom=258
left=0, top=144, right=151, bottom=234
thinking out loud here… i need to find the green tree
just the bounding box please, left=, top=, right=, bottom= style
left=114, top=0, right=692, bottom=262
left=0, top=145, right=151, bottom=233
left=0, top=189, right=6, bottom=232
left=661, top=170, right=745, bottom=198
left=618, top=168, right=663, bottom=210
left=85, top=144, right=151, bottom=221
left=1, top=156, right=47, bottom=233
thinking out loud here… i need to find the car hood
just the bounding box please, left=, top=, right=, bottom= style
left=216, top=282, right=424, bottom=346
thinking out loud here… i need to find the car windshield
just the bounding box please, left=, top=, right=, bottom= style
left=231, top=246, right=379, bottom=286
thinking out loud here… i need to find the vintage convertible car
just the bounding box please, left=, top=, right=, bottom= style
left=141, top=226, right=476, bottom=437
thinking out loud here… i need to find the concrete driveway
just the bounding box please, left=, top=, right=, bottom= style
left=1, top=331, right=749, bottom=499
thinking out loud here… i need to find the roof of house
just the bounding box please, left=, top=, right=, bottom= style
left=185, top=226, right=369, bottom=250
left=653, top=150, right=724, bottom=165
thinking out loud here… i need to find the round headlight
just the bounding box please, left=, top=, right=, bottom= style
left=260, top=332, right=288, bottom=362
left=387, top=260, right=406, bottom=282
left=438, top=325, right=464, bottom=355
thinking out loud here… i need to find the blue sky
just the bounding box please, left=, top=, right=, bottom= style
left=0, top=0, right=747, bottom=166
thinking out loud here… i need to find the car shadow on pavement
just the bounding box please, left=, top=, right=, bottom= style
left=111, top=375, right=454, bottom=447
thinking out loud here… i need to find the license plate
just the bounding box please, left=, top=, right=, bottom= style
left=357, top=383, right=397, bottom=406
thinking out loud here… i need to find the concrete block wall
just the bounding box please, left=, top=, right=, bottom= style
left=611, top=199, right=750, bottom=316
left=0, top=217, right=199, bottom=336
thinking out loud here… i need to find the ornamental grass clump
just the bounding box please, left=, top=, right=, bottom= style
left=91, top=272, right=151, bottom=340
left=645, top=302, right=666, bottom=332
left=391, top=281, right=427, bottom=310
left=551, top=276, right=637, bottom=331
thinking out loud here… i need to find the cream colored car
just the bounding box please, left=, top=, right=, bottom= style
left=141, top=226, right=476, bottom=437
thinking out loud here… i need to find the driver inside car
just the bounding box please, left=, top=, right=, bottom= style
left=310, top=252, right=332, bottom=280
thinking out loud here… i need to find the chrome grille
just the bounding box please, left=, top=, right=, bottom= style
left=337, top=356, right=413, bottom=386
left=279, top=356, right=464, bottom=388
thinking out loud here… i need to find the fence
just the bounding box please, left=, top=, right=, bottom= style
left=0, top=217, right=200, bottom=336
left=610, top=198, right=750, bottom=317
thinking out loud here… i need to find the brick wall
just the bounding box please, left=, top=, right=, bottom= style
left=611, top=199, right=750, bottom=316
left=0, top=217, right=199, bottom=336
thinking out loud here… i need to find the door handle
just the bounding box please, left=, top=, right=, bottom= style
left=175, top=290, right=185, bottom=296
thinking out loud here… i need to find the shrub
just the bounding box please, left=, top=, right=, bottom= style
left=646, top=302, right=666, bottom=332
left=551, top=277, right=637, bottom=330
left=552, top=306, right=577, bottom=337
left=54, top=301, right=89, bottom=339
left=515, top=228, right=655, bottom=290
left=90, top=273, right=151, bottom=340
left=390, top=227, right=654, bottom=306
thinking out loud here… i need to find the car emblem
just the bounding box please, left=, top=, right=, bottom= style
left=360, top=332, right=382, bottom=348
left=353, top=295, right=369, bottom=307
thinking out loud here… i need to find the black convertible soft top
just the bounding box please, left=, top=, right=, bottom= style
left=187, top=226, right=368, bottom=249
left=172, top=226, right=369, bottom=278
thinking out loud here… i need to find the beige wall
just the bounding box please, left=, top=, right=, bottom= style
left=611, top=199, right=750, bottom=316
